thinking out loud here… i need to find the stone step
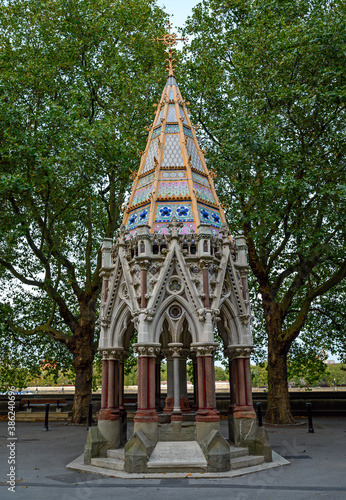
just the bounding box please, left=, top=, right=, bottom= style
left=229, top=446, right=249, bottom=459
left=230, top=454, right=265, bottom=470
left=107, top=449, right=125, bottom=460
left=147, top=441, right=208, bottom=472
left=90, top=457, right=124, bottom=471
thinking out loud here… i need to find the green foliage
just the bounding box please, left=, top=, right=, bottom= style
left=287, top=344, right=327, bottom=388
left=214, top=365, right=227, bottom=381
left=251, top=363, right=268, bottom=388
left=323, top=363, right=346, bottom=386
left=182, top=0, right=346, bottom=420
left=0, top=0, right=168, bottom=404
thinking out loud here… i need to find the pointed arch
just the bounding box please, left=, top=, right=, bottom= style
left=152, top=294, right=200, bottom=344
left=218, top=298, right=242, bottom=346
left=109, top=302, right=133, bottom=348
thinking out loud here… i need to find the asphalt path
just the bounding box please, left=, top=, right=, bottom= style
left=0, top=417, right=345, bottom=500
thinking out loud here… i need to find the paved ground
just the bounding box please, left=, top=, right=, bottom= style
left=0, top=417, right=345, bottom=499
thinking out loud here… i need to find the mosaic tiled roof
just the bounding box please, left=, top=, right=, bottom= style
left=123, top=75, right=227, bottom=236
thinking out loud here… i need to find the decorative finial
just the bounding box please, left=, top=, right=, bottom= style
left=152, top=23, right=188, bottom=76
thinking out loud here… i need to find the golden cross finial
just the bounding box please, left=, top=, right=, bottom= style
left=152, top=23, right=187, bottom=76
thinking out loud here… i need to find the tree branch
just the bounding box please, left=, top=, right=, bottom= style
left=0, top=259, right=44, bottom=288
left=282, top=259, right=346, bottom=344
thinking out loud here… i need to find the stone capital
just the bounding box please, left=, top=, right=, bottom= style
left=225, top=345, right=253, bottom=360
left=101, top=347, right=124, bottom=360
left=168, top=342, right=184, bottom=358
left=132, top=343, right=161, bottom=357
left=190, top=342, right=219, bottom=357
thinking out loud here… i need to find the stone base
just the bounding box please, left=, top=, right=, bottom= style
left=124, top=421, right=159, bottom=473
left=196, top=421, right=231, bottom=472
left=228, top=415, right=272, bottom=462
left=97, top=418, right=123, bottom=450
left=159, top=421, right=196, bottom=442
left=84, top=426, right=108, bottom=465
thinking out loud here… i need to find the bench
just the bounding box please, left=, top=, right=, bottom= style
left=21, top=398, right=69, bottom=413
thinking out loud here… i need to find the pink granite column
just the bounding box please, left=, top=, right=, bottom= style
left=228, top=347, right=256, bottom=419
left=100, top=357, right=108, bottom=410
left=193, top=345, right=220, bottom=423
left=99, top=349, right=122, bottom=421
left=227, top=357, right=236, bottom=416
left=118, top=353, right=127, bottom=416
left=140, top=269, right=147, bottom=309
left=133, top=345, right=159, bottom=423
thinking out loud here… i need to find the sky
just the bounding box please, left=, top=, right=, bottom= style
left=156, top=0, right=200, bottom=32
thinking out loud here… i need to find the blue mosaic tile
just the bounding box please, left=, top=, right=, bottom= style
left=155, top=202, right=193, bottom=223
left=183, top=126, right=193, bottom=138
left=126, top=204, right=150, bottom=230
left=165, top=124, right=180, bottom=134
left=152, top=126, right=161, bottom=139
left=197, top=204, right=222, bottom=228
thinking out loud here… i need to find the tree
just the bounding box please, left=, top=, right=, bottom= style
left=182, top=0, right=346, bottom=423
left=0, top=0, right=168, bottom=422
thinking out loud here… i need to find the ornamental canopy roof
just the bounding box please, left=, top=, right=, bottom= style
left=123, top=27, right=227, bottom=237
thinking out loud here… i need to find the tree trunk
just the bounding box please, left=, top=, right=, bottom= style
left=70, top=306, right=96, bottom=424
left=266, top=343, right=295, bottom=424
left=262, top=291, right=295, bottom=424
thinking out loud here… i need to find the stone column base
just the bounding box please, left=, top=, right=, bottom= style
left=195, top=409, right=220, bottom=422
left=228, top=415, right=272, bottom=462
left=98, top=408, right=121, bottom=421
left=84, top=419, right=122, bottom=465
left=133, top=410, right=158, bottom=423
left=124, top=421, right=159, bottom=473
left=195, top=421, right=230, bottom=472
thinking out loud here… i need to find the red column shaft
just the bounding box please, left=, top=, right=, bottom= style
left=155, top=359, right=161, bottom=411
left=141, top=270, right=147, bottom=308
left=101, top=359, right=108, bottom=409
left=118, top=361, right=125, bottom=411
left=228, top=359, right=236, bottom=414
left=137, top=356, right=148, bottom=410
left=203, top=269, right=210, bottom=308
left=148, top=357, right=156, bottom=410
left=233, top=356, right=256, bottom=419
left=134, top=354, right=158, bottom=423
left=236, top=358, right=246, bottom=406
left=114, top=359, right=119, bottom=409
left=241, top=277, right=247, bottom=300
left=197, top=355, right=205, bottom=410
left=204, top=356, right=217, bottom=410
left=244, top=357, right=253, bottom=407
left=104, top=279, right=109, bottom=302
left=108, top=360, right=115, bottom=409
